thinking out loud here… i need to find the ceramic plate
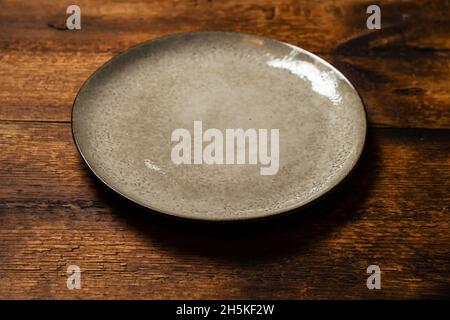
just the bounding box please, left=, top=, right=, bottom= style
left=72, top=32, right=366, bottom=221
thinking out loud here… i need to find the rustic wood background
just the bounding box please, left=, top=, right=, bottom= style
left=0, top=0, right=449, bottom=299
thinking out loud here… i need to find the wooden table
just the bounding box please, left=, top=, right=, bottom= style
left=0, top=0, right=449, bottom=299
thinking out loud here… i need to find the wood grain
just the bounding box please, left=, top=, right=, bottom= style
left=0, top=0, right=449, bottom=299
left=0, top=0, right=449, bottom=127
left=0, top=122, right=449, bottom=299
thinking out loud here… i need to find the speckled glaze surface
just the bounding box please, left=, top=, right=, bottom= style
left=72, top=32, right=366, bottom=221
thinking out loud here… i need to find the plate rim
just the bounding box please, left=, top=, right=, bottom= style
left=71, top=31, right=368, bottom=222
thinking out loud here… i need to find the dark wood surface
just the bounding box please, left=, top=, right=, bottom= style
left=0, top=0, right=448, bottom=299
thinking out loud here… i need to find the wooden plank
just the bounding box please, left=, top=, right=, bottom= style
left=0, top=122, right=448, bottom=299
left=1, top=0, right=449, bottom=53
left=331, top=53, right=450, bottom=129
left=0, top=0, right=449, bottom=128
left=1, top=49, right=448, bottom=128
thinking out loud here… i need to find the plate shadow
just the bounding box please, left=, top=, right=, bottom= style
left=86, top=131, right=380, bottom=263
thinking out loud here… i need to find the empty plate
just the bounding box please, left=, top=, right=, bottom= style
left=72, top=32, right=366, bottom=221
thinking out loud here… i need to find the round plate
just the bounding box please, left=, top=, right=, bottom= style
left=72, top=32, right=366, bottom=221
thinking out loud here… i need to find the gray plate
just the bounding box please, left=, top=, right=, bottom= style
left=72, top=32, right=366, bottom=221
